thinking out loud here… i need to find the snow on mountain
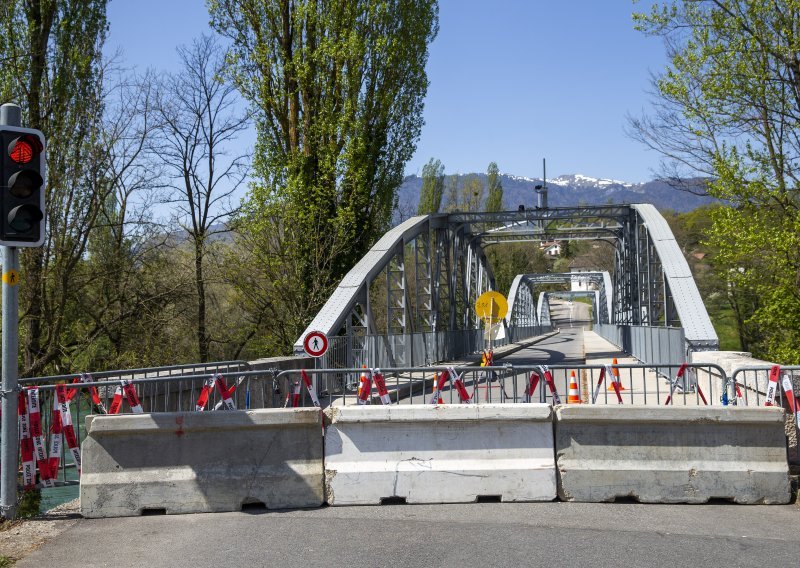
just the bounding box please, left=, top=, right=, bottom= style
left=395, top=172, right=716, bottom=220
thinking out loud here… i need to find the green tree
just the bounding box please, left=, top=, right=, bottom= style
left=209, top=0, right=439, bottom=352
left=631, top=0, right=800, bottom=362
left=485, top=161, right=504, bottom=212
left=1, top=0, right=110, bottom=374
left=417, top=158, right=445, bottom=214
left=462, top=174, right=484, bottom=212
left=443, top=173, right=461, bottom=212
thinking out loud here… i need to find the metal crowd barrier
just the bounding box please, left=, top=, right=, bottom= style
left=14, top=362, right=799, bottom=493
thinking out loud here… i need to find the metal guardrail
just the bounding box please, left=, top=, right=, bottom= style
left=10, top=362, right=798, bottom=497
left=594, top=324, right=686, bottom=366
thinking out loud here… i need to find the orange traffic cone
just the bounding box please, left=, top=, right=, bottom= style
left=608, top=357, right=626, bottom=391
left=432, top=372, right=443, bottom=404
left=567, top=371, right=582, bottom=404
left=358, top=365, right=367, bottom=397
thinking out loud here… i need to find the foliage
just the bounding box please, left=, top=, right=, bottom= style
left=632, top=0, right=800, bottom=362
left=417, top=158, right=445, bottom=214
left=0, top=0, right=110, bottom=375
left=485, top=162, right=503, bottom=212
left=209, top=0, right=439, bottom=353
left=488, top=244, right=550, bottom=296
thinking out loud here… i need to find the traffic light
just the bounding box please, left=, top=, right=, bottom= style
left=0, top=126, right=45, bottom=247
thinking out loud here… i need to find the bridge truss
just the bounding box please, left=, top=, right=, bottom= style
left=294, top=204, right=718, bottom=367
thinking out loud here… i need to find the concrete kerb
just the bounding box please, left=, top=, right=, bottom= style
left=554, top=405, right=791, bottom=504
left=323, top=404, right=557, bottom=505
left=80, top=408, right=325, bottom=518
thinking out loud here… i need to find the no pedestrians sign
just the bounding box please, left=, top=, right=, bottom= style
left=303, top=331, right=329, bottom=358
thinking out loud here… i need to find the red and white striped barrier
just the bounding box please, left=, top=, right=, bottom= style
left=18, top=392, right=35, bottom=490
left=781, top=372, right=797, bottom=415
left=523, top=371, right=540, bottom=403
left=285, top=380, right=302, bottom=408
left=448, top=367, right=472, bottom=404
left=356, top=373, right=372, bottom=406
left=55, top=384, right=81, bottom=475
left=108, top=386, right=123, bottom=414
left=23, top=387, right=54, bottom=488
left=372, top=370, right=392, bottom=405
left=122, top=380, right=143, bottom=413
left=195, top=375, right=216, bottom=411
left=765, top=365, right=781, bottom=407
left=213, top=374, right=236, bottom=410
left=541, top=366, right=562, bottom=405
left=300, top=369, right=321, bottom=407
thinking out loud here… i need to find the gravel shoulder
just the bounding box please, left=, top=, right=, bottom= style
left=0, top=499, right=80, bottom=564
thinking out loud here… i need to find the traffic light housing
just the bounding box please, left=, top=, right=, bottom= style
left=0, top=126, right=45, bottom=247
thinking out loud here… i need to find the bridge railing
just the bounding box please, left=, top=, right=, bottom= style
left=321, top=325, right=554, bottom=369
left=593, top=324, right=686, bottom=367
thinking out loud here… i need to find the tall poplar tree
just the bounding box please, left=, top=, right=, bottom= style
left=209, top=0, right=439, bottom=351
left=417, top=158, right=445, bottom=214
left=0, top=0, right=109, bottom=374
left=485, top=161, right=503, bottom=212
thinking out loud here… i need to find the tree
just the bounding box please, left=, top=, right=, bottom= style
left=463, top=174, right=485, bottom=212
left=443, top=173, right=462, bottom=212
left=417, top=158, right=445, bottom=214
left=209, top=0, right=439, bottom=352
left=1, top=0, right=110, bottom=375
left=631, top=0, right=800, bottom=362
left=485, top=162, right=504, bottom=212
left=155, top=35, right=249, bottom=362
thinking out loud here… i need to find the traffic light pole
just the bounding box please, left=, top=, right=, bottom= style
left=0, top=103, right=21, bottom=520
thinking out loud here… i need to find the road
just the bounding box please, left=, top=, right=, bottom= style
left=18, top=502, right=799, bottom=567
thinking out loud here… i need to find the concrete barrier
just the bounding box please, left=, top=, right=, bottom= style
left=555, top=406, right=790, bottom=504
left=323, top=404, right=556, bottom=505
left=80, top=409, right=324, bottom=518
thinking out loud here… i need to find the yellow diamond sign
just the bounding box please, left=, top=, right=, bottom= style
left=475, top=291, right=508, bottom=324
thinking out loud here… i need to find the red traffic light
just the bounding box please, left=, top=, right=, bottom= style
left=8, top=134, right=43, bottom=164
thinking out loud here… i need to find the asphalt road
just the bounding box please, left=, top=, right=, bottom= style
left=19, top=502, right=799, bottom=568
left=503, top=300, right=590, bottom=366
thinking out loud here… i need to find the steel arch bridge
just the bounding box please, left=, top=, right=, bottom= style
left=294, top=204, right=718, bottom=367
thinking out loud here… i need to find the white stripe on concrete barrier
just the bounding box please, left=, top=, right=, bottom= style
left=80, top=409, right=324, bottom=518
left=554, top=406, right=790, bottom=504
left=323, top=404, right=556, bottom=505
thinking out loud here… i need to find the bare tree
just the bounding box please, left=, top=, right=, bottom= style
left=155, top=34, right=249, bottom=362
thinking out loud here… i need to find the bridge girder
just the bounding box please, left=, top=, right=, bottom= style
left=294, top=204, right=719, bottom=365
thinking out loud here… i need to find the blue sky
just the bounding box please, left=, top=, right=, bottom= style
left=107, top=0, right=666, bottom=183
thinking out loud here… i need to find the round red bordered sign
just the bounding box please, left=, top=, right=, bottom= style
left=303, top=331, right=329, bottom=357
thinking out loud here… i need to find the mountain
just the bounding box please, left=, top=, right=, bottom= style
left=395, top=173, right=718, bottom=217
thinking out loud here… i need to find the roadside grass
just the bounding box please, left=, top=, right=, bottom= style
left=0, top=554, right=14, bottom=567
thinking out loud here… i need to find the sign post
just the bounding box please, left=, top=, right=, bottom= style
left=302, top=331, right=329, bottom=403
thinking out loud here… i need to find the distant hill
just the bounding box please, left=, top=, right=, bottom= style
left=396, top=173, right=718, bottom=217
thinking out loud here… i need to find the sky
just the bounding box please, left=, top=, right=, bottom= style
left=106, top=0, right=668, bottom=184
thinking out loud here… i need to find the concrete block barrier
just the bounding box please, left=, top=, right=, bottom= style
left=555, top=406, right=790, bottom=504
left=80, top=409, right=324, bottom=518
left=323, top=404, right=556, bottom=505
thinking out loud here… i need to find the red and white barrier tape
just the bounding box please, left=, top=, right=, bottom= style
left=18, top=392, right=35, bottom=490
left=121, top=380, right=143, bottom=413
left=81, top=373, right=107, bottom=413
left=372, top=369, right=392, bottom=405
left=664, top=363, right=688, bottom=406
left=47, top=388, right=64, bottom=481
left=300, top=369, right=321, bottom=407
left=523, top=371, right=540, bottom=403
left=540, top=366, right=562, bottom=405
left=108, top=386, right=123, bottom=414
left=356, top=373, right=372, bottom=405
left=55, top=384, right=81, bottom=475
left=25, top=388, right=53, bottom=487
left=448, top=366, right=472, bottom=404
left=195, top=375, right=216, bottom=411
left=781, top=372, right=797, bottom=415
left=214, top=374, right=237, bottom=410
left=765, top=365, right=781, bottom=407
